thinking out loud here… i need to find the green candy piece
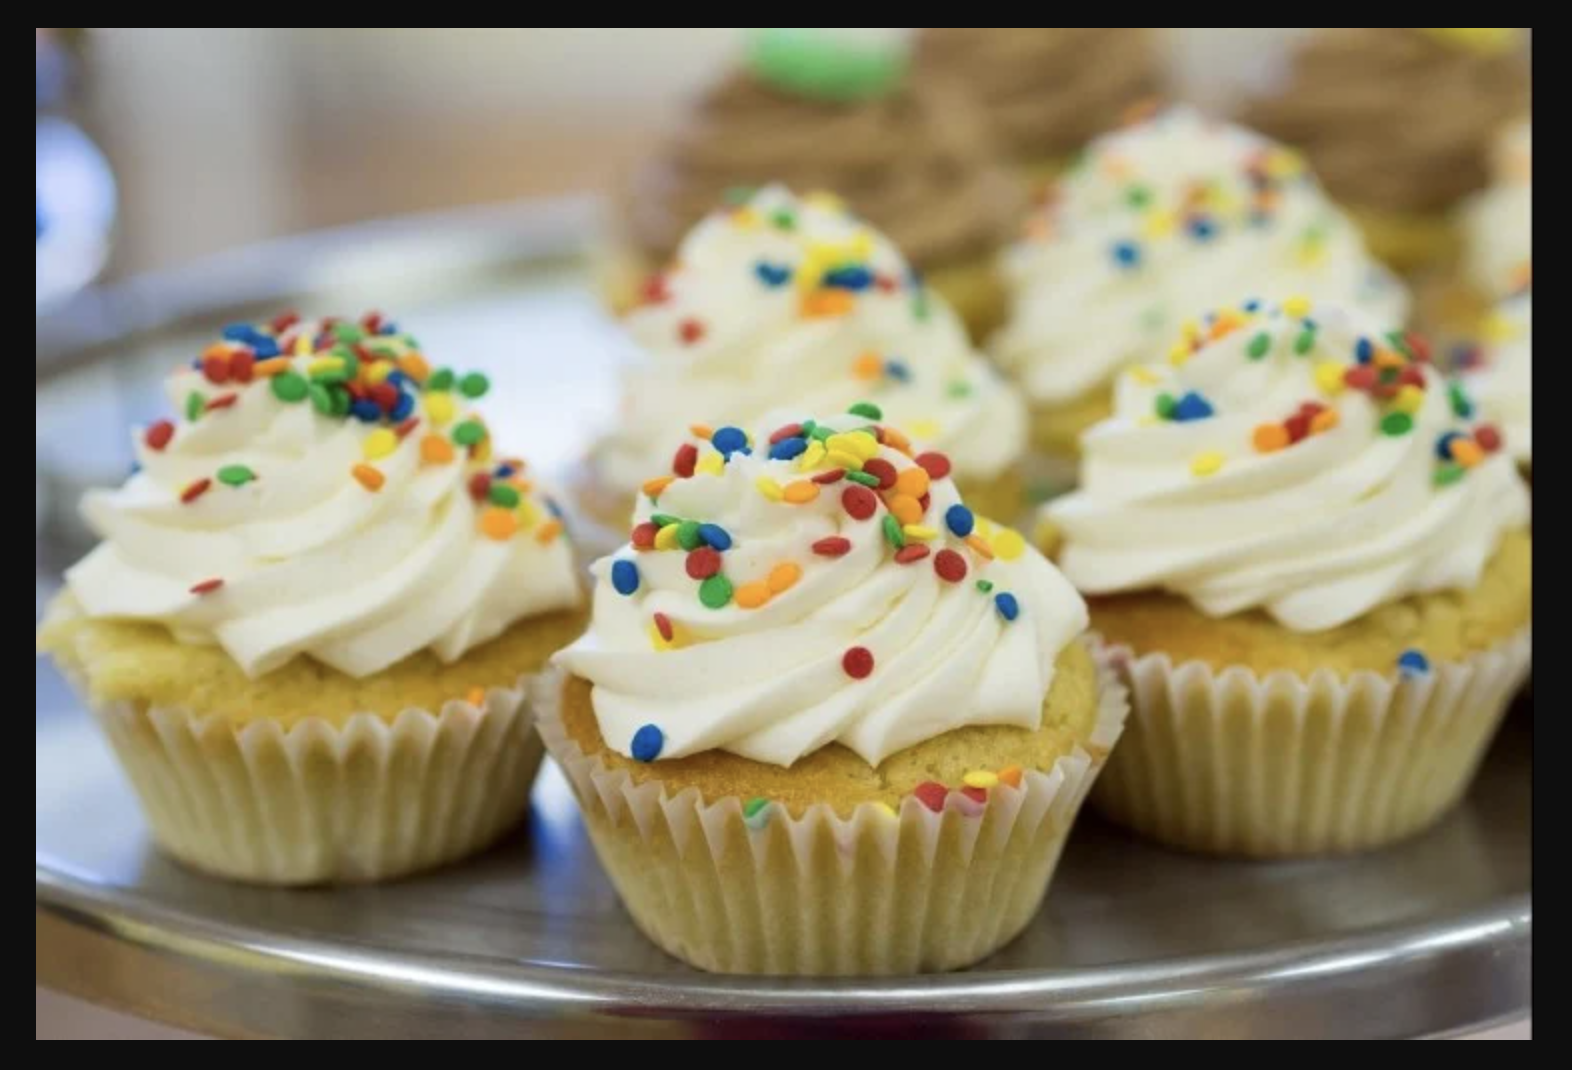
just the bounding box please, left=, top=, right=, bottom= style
left=747, top=28, right=908, bottom=103
left=427, top=368, right=456, bottom=392
left=912, top=291, right=930, bottom=322
left=332, top=323, right=365, bottom=344
left=452, top=419, right=486, bottom=447
left=809, top=424, right=834, bottom=442
left=881, top=514, right=904, bottom=550
left=770, top=208, right=797, bottom=231
left=848, top=401, right=882, bottom=420
left=976, top=579, right=995, bottom=593
left=1154, top=392, right=1177, bottom=419
left=1386, top=330, right=1413, bottom=359
left=1380, top=412, right=1414, bottom=437
left=1126, top=184, right=1153, bottom=210
left=459, top=372, right=490, bottom=399
left=676, top=520, right=703, bottom=551
left=699, top=573, right=733, bottom=609
left=650, top=513, right=681, bottom=529
left=270, top=371, right=308, bottom=403
left=845, top=471, right=880, bottom=487
left=185, top=390, right=205, bottom=421
left=308, top=382, right=334, bottom=414
left=489, top=484, right=521, bottom=508
left=1433, top=462, right=1466, bottom=487
left=1449, top=381, right=1475, bottom=418
left=948, top=380, right=974, bottom=398
left=217, top=464, right=255, bottom=487
left=1294, top=328, right=1317, bottom=355
left=330, top=385, right=352, bottom=417
left=1247, top=332, right=1272, bottom=360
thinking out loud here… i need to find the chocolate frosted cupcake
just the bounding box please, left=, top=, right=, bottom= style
left=914, top=28, right=1164, bottom=181
left=1244, top=28, right=1530, bottom=273
left=604, top=29, right=1021, bottom=338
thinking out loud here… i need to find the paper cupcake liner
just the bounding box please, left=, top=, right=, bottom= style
left=78, top=675, right=545, bottom=885
left=1091, top=630, right=1532, bottom=858
left=532, top=651, right=1128, bottom=976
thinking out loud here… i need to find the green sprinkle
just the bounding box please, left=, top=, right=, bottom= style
left=743, top=797, right=770, bottom=819
left=459, top=372, right=490, bottom=399
left=1449, top=381, right=1475, bottom=419
left=1380, top=412, right=1414, bottom=437
left=332, top=323, right=365, bottom=344
left=809, top=424, right=834, bottom=442
left=845, top=471, right=880, bottom=487
left=976, top=580, right=995, bottom=593
left=912, top=291, right=930, bottom=322
left=310, top=359, right=350, bottom=384
left=400, top=334, right=421, bottom=349
left=650, top=513, right=681, bottom=529
left=217, top=464, right=255, bottom=487
left=799, top=419, right=817, bottom=437
left=699, top=573, right=733, bottom=608
left=452, top=419, right=486, bottom=447
left=185, top=390, right=205, bottom=421
left=1247, top=332, right=1272, bottom=360
left=947, top=380, right=974, bottom=398
left=770, top=208, right=797, bottom=231
left=848, top=401, right=882, bottom=420
left=330, top=386, right=351, bottom=417
left=1125, top=184, right=1153, bottom=210
left=723, top=185, right=756, bottom=206
left=1154, top=392, right=1177, bottom=420
left=307, top=382, right=334, bottom=414
left=881, top=514, right=905, bottom=549
left=677, top=520, right=703, bottom=551
left=270, top=371, right=308, bottom=403
left=427, top=368, right=456, bottom=392
left=1433, top=463, right=1466, bottom=487
left=1386, top=330, right=1413, bottom=359
left=333, top=345, right=360, bottom=379
left=489, top=484, right=521, bottom=508
left=1294, top=328, right=1317, bottom=355
left=1379, top=366, right=1400, bottom=385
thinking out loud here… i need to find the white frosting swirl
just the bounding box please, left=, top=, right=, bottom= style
left=1462, top=120, right=1532, bottom=299
left=994, top=108, right=1409, bottom=405
left=66, top=317, right=582, bottom=678
left=595, top=185, right=1026, bottom=497
left=1465, top=293, right=1532, bottom=465
left=558, top=412, right=1087, bottom=768
left=1048, top=299, right=1529, bottom=632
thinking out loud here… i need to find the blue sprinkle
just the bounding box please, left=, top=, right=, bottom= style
left=251, top=337, right=281, bottom=359
left=1111, top=241, right=1142, bottom=269
left=350, top=399, right=383, bottom=422
left=1397, top=649, right=1430, bottom=677
left=385, top=370, right=410, bottom=388
left=822, top=265, right=874, bottom=291
left=128, top=461, right=142, bottom=476
left=222, top=323, right=258, bottom=343
left=1355, top=337, right=1375, bottom=364
left=1242, top=298, right=1261, bottom=313
left=494, top=463, right=516, bottom=478
left=885, top=359, right=911, bottom=382
left=390, top=392, right=415, bottom=421
left=711, top=426, right=748, bottom=457
left=630, top=723, right=664, bottom=762
left=1434, top=431, right=1465, bottom=461
left=754, top=261, right=792, bottom=287
left=945, top=504, right=975, bottom=538
left=698, top=523, right=732, bottom=551
left=379, top=321, right=398, bottom=335
left=769, top=436, right=808, bottom=461
left=546, top=497, right=564, bottom=519
left=1172, top=392, right=1215, bottom=422
left=1186, top=216, right=1217, bottom=241
left=611, top=559, right=640, bottom=596
left=994, top=592, right=1020, bottom=622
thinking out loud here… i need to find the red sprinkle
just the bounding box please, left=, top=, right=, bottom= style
left=768, top=422, right=803, bottom=445
left=1397, top=365, right=1426, bottom=388
left=812, top=536, right=852, bottom=557
left=1298, top=401, right=1326, bottom=418
left=918, top=492, right=931, bottom=514
left=631, top=521, right=659, bottom=550
left=202, top=353, right=231, bottom=384
left=361, top=310, right=383, bottom=333
left=1405, top=331, right=1432, bottom=364
left=914, top=452, right=952, bottom=480
left=842, top=646, right=875, bottom=679
left=229, top=350, right=256, bottom=383
left=653, top=612, right=674, bottom=643
left=640, top=274, right=671, bottom=305
left=861, top=458, right=898, bottom=490
left=1344, top=365, right=1378, bottom=392
left=395, top=416, right=420, bottom=439
left=913, top=782, right=948, bottom=813
left=934, top=549, right=968, bottom=583
left=188, top=578, right=225, bottom=596
left=678, top=317, right=706, bottom=345
left=345, top=380, right=368, bottom=400
left=961, top=786, right=988, bottom=805
left=270, top=311, right=300, bottom=334
left=144, top=420, right=175, bottom=451
left=894, top=544, right=931, bottom=565
left=180, top=478, right=212, bottom=504
left=842, top=485, right=878, bottom=521
left=1285, top=413, right=1311, bottom=443
left=672, top=442, right=698, bottom=478
left=810, top=467, right=846, bottom=485
left=1475, top=424, right=1503, bottom=452
left=874, top=274, right=900, bottom=294
left=369, top=382, right=399, bottom=412
left=205, top=392, right=239, bottom=411
left=685, top=547, right=722, bottom=580
left=468, top=472, right=492, bottom=501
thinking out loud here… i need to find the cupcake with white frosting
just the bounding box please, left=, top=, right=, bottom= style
left=1462, top=120, right=1532, bottom=303
left=578, top=184, right=1028, bottom=545
left=541, top=405, right=1126, bottom=975
left=37, top=313, right=587, bottom=884
left=1047, top=298, right=1531, bottom=857
left=993, top=107, right=1408, bottom=468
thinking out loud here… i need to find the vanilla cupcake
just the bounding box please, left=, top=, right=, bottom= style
left=1462, top=120, right=1532, bottom=302
left=577, top=185, right=1028, bottom=547
left=1048, top=299, right=1530, bottom=857
left=541, top=407, right=1126, bottom=975
left=993, top=108, right=1408, bottom=469
left=37, top=313, right=587, bottom=884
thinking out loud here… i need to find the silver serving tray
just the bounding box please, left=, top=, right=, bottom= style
left=35, top=199, right=1531, bottom=1039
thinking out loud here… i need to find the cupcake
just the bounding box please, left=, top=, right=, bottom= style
left=992, top=107, right=1408, bottom=473
left=578, top=184, right=1029, bottom=548
left=1462, top=120, right=1532, bottom=303
left=1047, top=298, right=1531, bottom=857
left=1457, top=292, right=1531, bottom=474
left=1243, top=28, right=1530, bottom=273
left=602, top=29, right=1021, bottom=338
left=36, top=313, right=587, bottom=884
left=541, top=407, right=1126, bottom=974
left=913, top=28, right=1164, bottom=185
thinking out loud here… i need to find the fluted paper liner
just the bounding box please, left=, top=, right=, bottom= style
left=1091, top=630, right=1532, bottom=858
left=78, top=676, right=545, bottom=885
left=532, top=651, right=1128, bottom=975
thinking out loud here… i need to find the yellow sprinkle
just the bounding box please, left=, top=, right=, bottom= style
left=696, top=451, right=726, bottom=476
left=1394, top=385, right=1426, bottom=415
left=252, top=357, right=291, bottom=378
left=420, top=434, right=455, bottom=465
left=848, top=229, right=874, bottom=260
left=689, top=423, right=714, bottom=440
left=308, top=356, right=347, bottom=377
left=730, top=206, right=760, bottom=228
left=1282, top=295, right=1312, bottom=318
left=1168, top=343, right=1194, bottom=367
left=827, top=432, right=879, bottom=461
left=963, top=770, right=1000, bottom=790
left=993, top=528, right=1027, bottom=561
left=783, top=480, right=820, bottom=505
left=351, top=463, right=385, bottom=492
left=649, top=621, right=681, bottom=650
left=654, top=523, right=681, bottom=550
left=466, top=687, right=487, bottom=707
left=796, top=440, right=826, bottom=471
left=824, top=449, right=863, bottom=472
left=1129, top=366, right=1161, bottom=386
left=472, top=438, right=492, bottom=463
left=293, top=333, right=313, bottom=356
left=755, top=476, right=784, bottom=502
left=767, top=562, right=802, bottom=594
left=909, top=419, right=940, bottom=442
left=1143, top=209, right=1177, bottom=240
left=535, top=519, right=564, bottom=544
left=1314, top=361, right=1347, bottom=396
left=516, top=499, right=541, bottom=529
left=642, top=475, right=675, bottom=499
left=1190, top=451, right=1225, bottom=477
left=425, top=392, right=456, bottom=426
left=363, top=361, right=393, bottom=385
left=805, top=190, right=846, bottom=213
left=871, top=802, right=899, bottom=821
left=903, top=524, right=938, bottom=541
left=1482, top=312, right=1520, bottom=344
left=975, top=517, right=997, bottom=539
left=361, top=428, right=398, bottom=461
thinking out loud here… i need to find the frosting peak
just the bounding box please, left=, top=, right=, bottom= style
left=1049, top=299, right=1528, bottom=631
left=560, top=409, right=1086, bottom=768
left=66, top=313, right=582, bottom=678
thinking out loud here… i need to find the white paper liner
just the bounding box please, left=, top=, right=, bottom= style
left=532, top=649, right=1128, bottom=975
left=1091, top=629, right=1532, bottom=858
left=77, top=674, right=545, bottom=885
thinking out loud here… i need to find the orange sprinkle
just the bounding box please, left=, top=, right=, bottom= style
left=893, top=467, right=930, bottom=498
left=510, top=477, right=536, bottom=494
left=997, top=765, right=1023, bottom=789
left=398, top=352, right=431, bottom=382
left=767, top=562, right=802, bottom=594
left=643, top=475, right=676, bottom=498
left=887, top=494, right=923, bottom=525
left=783, top=480, right=820, bottom=504
left=535, top=519, right=564, bottom=544
left=252, top=357, right=292, bottom=378
left=967, top=534, right=995, bottom=560
left=465, top=686, right=486, bottom=707
left=1253, top=424, right=1290, bottom=453
left=881, top=426, right=913, bottom=454
left=420, top=434, right=455, bottom=465
left=1452, top=440, right=1485, bottom=467
left=852, top=352, right=883, bottom=380
left=800, top=289, right=855, bottom=319
left=735, top=582, right=772, bottom=609
left=1373, top=347, right=1407, bottom=369
left=1209, top=312, right=1244, bottom=341
left=351, top=463, right=385, bottom=491
left=689, top=423, right=714, bottom=439
left=479, top=507, right=519, bottom=540
left=1310, top=409, right=1340, bottom=434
